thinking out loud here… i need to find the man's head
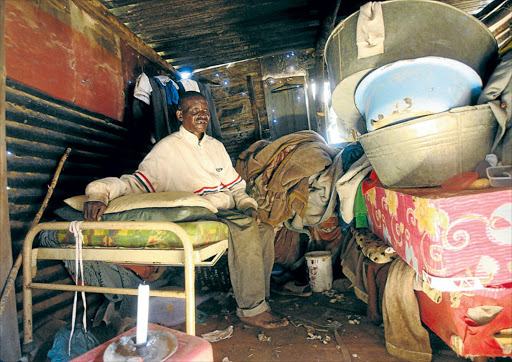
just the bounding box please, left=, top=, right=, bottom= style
left=177, top=91, right=210, bottom=139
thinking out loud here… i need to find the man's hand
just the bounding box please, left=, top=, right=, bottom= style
left=244, top=207, right=262, bottom=225
left=83, top=201, right=107, bottom=221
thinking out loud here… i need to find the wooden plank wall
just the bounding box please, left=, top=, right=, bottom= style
left=195, top=59, right=270, bottom=160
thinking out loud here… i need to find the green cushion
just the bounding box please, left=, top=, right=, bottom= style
left=55, top=220, right=229, bottom=248
left=53, top=205, right=218, bottom=223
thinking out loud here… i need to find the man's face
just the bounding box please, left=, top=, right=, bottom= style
left=177, top=96, right=210, bottom=139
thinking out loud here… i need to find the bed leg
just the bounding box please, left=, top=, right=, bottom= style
left=22, top=228, right=38, bottom=352
left=184, top=252, right=196, bottom=336
left=22, top=278, right=34, bottom=353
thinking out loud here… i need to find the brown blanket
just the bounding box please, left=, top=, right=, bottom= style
left=274, top=225, right=303, bottom=268
left=236, top=131, right=338, bottom=226
left=383, top=258, right=432, bottom=361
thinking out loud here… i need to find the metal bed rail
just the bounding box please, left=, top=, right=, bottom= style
left=22, top=221, right=228, bottom=352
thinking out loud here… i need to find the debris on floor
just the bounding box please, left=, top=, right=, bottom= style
left=29, top=283, right=468, bottom=362
left=201, top=325, right=234, bottom=342
left=258, top=332, right=271, bottom=342
left=347, top=315, right=362, bottom=324
left=306, top=329, right=331, bottom=344
left=322, top=289, right=345, bottom=304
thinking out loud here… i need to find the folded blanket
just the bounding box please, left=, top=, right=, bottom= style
left=383, top=258, right=432, bottom=361
left=301, top=150, right=344, bottom=227
left=340, top=228, right=369, bottom=304
left=236, top=131, right=339, bottom=226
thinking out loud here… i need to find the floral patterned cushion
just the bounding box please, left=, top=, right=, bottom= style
left=55, top=220, right=229, bottom=248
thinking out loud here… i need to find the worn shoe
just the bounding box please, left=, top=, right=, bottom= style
left=271, top=281, right=312, bottom=297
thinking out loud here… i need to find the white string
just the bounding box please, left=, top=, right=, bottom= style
left=68, top=221, right=88, bottom=355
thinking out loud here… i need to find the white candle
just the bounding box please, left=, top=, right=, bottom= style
left=136, top=284, right=150, bottom=345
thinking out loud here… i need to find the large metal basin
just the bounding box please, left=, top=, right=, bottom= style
left=358, top=104, right=498, bottom=188
left=325, top=0, right=498, bottom=134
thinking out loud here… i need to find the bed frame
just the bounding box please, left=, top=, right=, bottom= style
left=22, top=220, right=228, bottom=351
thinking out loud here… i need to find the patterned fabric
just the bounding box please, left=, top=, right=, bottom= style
left=416, top=287, right=512, bottom=357
left=55, top=221, right=229, bottom=248
left=365, top=186, right=512, bottom=289
left=352, top=228, right=397, bottom=264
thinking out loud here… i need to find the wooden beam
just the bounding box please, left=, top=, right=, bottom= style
left=313, top=0, right=341, bottom=58
left=0, top=0, right=10, bottom=292
left=0, top=0, right=22, bottom=359
left=246, top=75, right=262, bottom=141
left=71, top=0, right=179, bottom=76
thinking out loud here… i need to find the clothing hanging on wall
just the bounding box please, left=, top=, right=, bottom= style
left=150, top=76, right=180, bottom=141
left=178, top=79, right=200, bottom=93
left=132, top=73, right=223, bottom=145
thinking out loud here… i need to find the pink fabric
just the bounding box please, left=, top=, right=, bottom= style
left=365, top=186, right=512, bottom=288
left=416, top=287, right=512, bottom=357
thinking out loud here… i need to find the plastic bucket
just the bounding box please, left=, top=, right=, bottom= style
left=305, top=251, right=333, bottom=292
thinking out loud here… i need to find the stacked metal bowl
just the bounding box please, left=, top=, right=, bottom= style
left=324, top=0, right=499, bottom=187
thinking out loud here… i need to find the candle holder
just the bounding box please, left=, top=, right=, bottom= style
left=136, top=341, right=148, bottom=357
left=103, top=330, right=178, bottom=361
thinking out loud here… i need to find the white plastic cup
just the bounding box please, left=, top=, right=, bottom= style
left=305, top=251, right=333, bottom=292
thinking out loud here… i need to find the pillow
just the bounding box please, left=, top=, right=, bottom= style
left=54, top=205, right=218, bottom=223
left=53, top=206, right=85, bottom=221
left=353, top=228, right=397, bottom=264
left=64, top=191, right=218, bottom=214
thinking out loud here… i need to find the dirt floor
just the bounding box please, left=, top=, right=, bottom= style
left=29, top=282, right=490, bottom=362
left=192, top=289, right=467, bottom=362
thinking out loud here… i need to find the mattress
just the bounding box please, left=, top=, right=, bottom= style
left=54, top=220, right=229, bottom=248
left=364, top=186, right=512, bottom=289
left=416, top=287, right=512, bottom=357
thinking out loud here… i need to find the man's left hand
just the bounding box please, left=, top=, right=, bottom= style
left=244, top=207, right=262, bottom=224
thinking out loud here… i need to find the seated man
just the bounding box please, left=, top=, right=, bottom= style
left=83, top=91, right=289, bottom=329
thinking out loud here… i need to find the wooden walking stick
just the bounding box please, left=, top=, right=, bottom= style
left=0, top=147, right=71, bottom=317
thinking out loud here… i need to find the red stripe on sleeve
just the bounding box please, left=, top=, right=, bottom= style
left=222, top=175, right=242, bottom=188
left=135, top=172, right=156, bottom=193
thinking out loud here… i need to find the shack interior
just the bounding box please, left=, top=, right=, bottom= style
left=1, top=0, right=512, bottom=361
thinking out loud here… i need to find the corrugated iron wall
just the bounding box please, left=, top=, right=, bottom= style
left=6, top=78, right=146, bottom=334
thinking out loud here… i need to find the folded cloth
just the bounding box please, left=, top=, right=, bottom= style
left=302, top=150, right=344, bottom=227
left=477, top=51, right=512, bottom=165
left=335, top=155, right=372, bottom=225
left=236, top=130, right=339, bottom=226
left=383, top=258, right=432, bottom=361
left=356, top=1, right=385, bottom=59
left=365, top=260, right=391, bottom=325
left=179, top=79, right=200, bottom=92
left=340, top=228, right=369, bottom=304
